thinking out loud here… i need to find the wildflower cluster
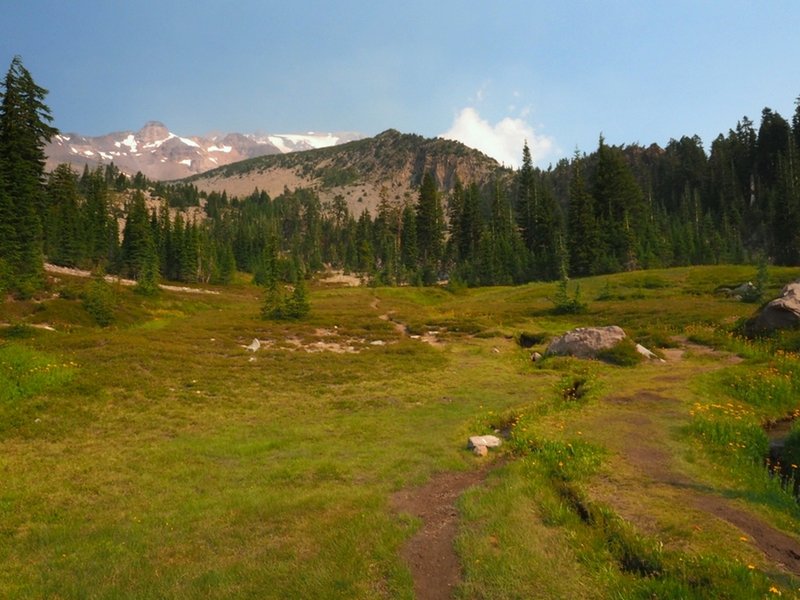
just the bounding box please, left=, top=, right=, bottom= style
left=0, top=344, right=77, bottom=402
left=725, top=356, right=800, bottom=416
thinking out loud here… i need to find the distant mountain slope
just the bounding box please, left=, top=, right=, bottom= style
left=186, top=129, right=511, bottom=214
left=45, top=121, right=363, bottom=180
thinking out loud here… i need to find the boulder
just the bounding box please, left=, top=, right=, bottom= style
left=747, top=281, right=800, bottom=333
left=546, top=326, right=627, bottom=359
left=467, top=435, right=502, bottom=450
left=732, top=281, right=757, bottom=298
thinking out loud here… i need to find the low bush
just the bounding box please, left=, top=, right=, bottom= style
left=596, top=338, right=643, bottom=366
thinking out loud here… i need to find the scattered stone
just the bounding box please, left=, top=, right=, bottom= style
left=635, top=343, right=665, bottom=362
left=531, top=351, right=543, bottom=362
left=467, top=435, right=502, bottom=450
left=245, top=338, right=261, bottom=352
left=492, top=347, right=500, bottom=354
left=248, top=356, right=256, bottom=362
left=546, top=326, right=627, bottom=359
left=472, top=445, right=489, bottom=457
left=747, top=280, right=800, bottom=333
left=370, top=340, right=386, bottom=346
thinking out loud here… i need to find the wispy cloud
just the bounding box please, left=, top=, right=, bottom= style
left=439, top=107, right=555, bottom=169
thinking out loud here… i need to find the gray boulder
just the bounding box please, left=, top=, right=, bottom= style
left=546, top=326, right=627, bottom=359
left=747, top=281, right=800, bottom=333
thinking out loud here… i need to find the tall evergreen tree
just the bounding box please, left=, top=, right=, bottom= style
left=120, top=191, right=155, bottom=280
left=592, top=136, right=645, bottom=271
left=45, top=164, right=84, bottom=267
left=567, top=153, right=599, bottom=277
left=415, top=172, right=444, bottom=284
left=0, top=56, right=58, bottom=294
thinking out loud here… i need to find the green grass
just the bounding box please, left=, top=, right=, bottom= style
left=2, top=265, right=800, bottom=598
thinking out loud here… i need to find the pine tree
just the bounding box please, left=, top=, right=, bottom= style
left=567, top=153, right=599, bottom=277
left=592, top=136, right=645, bottom=271
left=84, top=167, right=117, bottom=268
left=120, top=191, right=155, bottom=280
left=0, top=56, right=58, bottom=294
left=415, top=172, right=444, bottom=284
left=400, top=204, right=418, bottom=278
left=45, top=164, right=84, bottom=267
left=516, top=142, right=537, bottom=252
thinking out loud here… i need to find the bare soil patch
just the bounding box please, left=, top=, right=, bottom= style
left=392, top=463, right=497, bottom=600
left=44, top=263, right=219, bottom=295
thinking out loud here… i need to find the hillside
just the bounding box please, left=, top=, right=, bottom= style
left=185, top=129, right=512, bottom=214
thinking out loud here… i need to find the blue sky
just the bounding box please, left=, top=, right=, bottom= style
left=2, top=1, right=799, bottom=167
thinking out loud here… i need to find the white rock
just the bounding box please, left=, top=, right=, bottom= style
left=635, top=343, right=665, bottom=362
left=245, top=338, right=261, bottom=352
left=468, top=435, right=502, bottom=449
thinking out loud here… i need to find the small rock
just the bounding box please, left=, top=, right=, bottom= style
left=473, top=445, right=488, bottom=457
left=245, top=338, right=261, bottom=352
left=370, top=340, right=386, bottom=346
left=635, top=343, right=665, bottom=362
left=492, top=347, right=500, bottom=354
left=468, top=435, right=502, bottom=450
left=531, top=351, right=543, bottom=362
left=248, top=356, right=256, bottom=362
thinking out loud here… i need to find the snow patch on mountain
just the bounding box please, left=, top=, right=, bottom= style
left=120, top=134, right=137, bottom=153
left=45, top=122, right=364, bottom=180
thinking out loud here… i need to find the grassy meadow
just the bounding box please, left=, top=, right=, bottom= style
left=2, top=265, right=800, bottom=598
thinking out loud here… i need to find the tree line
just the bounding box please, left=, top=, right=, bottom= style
left=2, top=56, right=799, bottom=299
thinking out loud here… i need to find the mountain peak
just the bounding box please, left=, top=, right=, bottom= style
left=137, top=121, right=171, bottom=144
left=45, top=124, right=364, bottom=181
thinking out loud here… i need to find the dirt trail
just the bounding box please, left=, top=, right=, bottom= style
left=595, top=346, right=800, bottom=577
left=391, top=464, right=496, bottom=600
left=44, top=263, right=219, bottom=295
left=370, top=296, right=443, bottom=345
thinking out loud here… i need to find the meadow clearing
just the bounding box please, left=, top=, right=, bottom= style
left=2, top=265, right=800, bottom=599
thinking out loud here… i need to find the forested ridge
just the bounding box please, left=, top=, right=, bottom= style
left=2, top=56, right=799, bottom=298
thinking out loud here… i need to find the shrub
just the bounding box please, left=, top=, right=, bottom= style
left=551, top=277, right=587, bottom=315
left=517, top=331, right=547, bottom=348
left=596, top=338, right=644, bottom=366
left=82, top=279, right=116, bottom=326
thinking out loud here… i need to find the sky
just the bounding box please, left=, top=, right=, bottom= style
left=2, top=1, right=800, bottom=168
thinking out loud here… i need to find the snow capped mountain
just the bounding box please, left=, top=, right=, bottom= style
left=45, top=122, right=363, bottom=180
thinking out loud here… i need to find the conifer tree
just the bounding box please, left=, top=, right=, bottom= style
left=400, top=204, right=418, bottom=278
left=0, top=56, right=58, bottom=294
left=45, top=164, right=84, bottom=267
left=84, top=167, right=117, bottom=268
left=415, top=172, right=444, bottom=284
left=567, top=153, right=599, bottom=277
left=120, top=191, right=155, bottom=280
left=592, top=136, right=645, bottom=271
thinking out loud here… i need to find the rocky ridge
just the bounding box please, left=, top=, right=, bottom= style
left=45, top=121, right=363, bottom=181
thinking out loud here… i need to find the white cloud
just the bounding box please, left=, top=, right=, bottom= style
left=439, top=107, right=555, bottom=169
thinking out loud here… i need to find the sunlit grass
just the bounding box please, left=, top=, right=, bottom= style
left=2, top=265, right=800, bottom=598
